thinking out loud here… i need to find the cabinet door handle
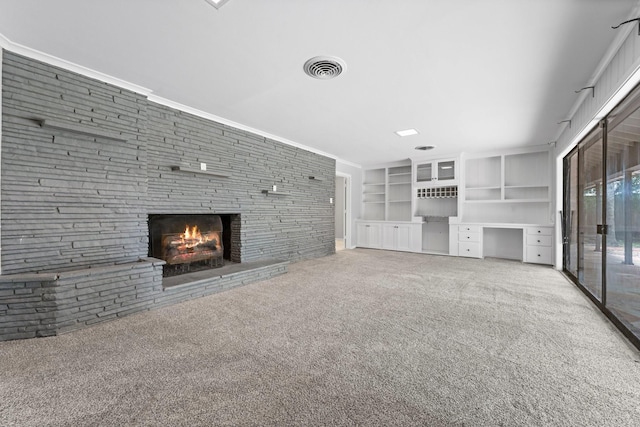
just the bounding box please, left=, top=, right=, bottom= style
left=537, top=230, right=541, bottom=233
left=537, top=254, right=541, bottom=257
left=466, top=249, right=470, bottom=252
left=537, top=240, right=541, bottom=243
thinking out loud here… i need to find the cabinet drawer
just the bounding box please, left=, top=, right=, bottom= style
left=525, top=246, right=552, bottom=264
left=459, top=232, right=481, bottom=243
left=526, top=235, right=552, bottom=247
left=526, top=227, right=552, bottom=236
left=459, top=241, right=482, bottom=258
left=458, top=225, right=481, bottom=233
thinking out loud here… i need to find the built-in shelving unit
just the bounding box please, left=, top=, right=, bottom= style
left=362, top=168, right=385, bottom=220
left=387, top=165, right=412, bottom=221
left=358, top=149, right=554, bottom=263
left=362, top=165, right=412, bottom=221
left=461, top=148, right=551, bottom=224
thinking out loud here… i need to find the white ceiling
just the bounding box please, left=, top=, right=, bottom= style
left=0, top=0, right=637, bottom=167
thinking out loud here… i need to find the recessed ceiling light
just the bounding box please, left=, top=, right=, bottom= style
left=395, top=129, right=419, bottom=137
left=415, top=145, right=435, bottom=151
left=204, top=0, right=231, bottom=9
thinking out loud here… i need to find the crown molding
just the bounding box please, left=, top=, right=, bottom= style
left=0, top=32, right=361, bottom=168
left=0, top=33, right=152, bottom=96
left=148, top=94, right=361, bottom=167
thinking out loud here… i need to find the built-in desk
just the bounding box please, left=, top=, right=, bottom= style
left=449, top=222, right=554, bottom=265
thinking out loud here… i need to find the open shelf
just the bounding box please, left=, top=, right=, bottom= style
left=461, top=149, right=551, bottom=224
left=171, top=166, right=230, bottom=178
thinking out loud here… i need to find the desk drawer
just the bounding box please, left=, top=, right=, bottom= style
left=459, top=225, right=482, bottom=233
left=525, top=246, right=552, bottom=264
left=459, top=232, right=481, bottom=243
left=526, top=227, right=552, bottom=236
left=459, top=241, right=482, bottom=258
left=526, top=235, right=552, bottom=247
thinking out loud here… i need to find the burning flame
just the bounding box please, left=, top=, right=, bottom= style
left=184, top=225, right=199, bottom=240
left=181, top=225, right=210, bottom=248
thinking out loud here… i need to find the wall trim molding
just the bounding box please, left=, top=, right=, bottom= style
left=0, top=33, right=152, bottom=96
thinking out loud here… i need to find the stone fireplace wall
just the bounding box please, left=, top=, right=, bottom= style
left=145, top=102, right=336, bottom=262
left=0, top=50, right=335, bottom=340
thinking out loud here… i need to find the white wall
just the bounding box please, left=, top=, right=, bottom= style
left=335, top=176, right=345, bottom=239
left=336, top=160, right=362, bottom=249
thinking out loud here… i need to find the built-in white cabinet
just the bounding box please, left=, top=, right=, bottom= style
left=382, top=223, right=421, bottom=252
left=356, top=221, right=382, bottom=248
left=414, top=158, right=457, bottom=186
left=448, top=223, right=554, bottom=264
left=457, top=225, right=482, bottom=258
left=357, top=221, right=421, bottom=252
left=524, top=226, right=553, bottom=264
left=357, top=148, right=555, bottom=265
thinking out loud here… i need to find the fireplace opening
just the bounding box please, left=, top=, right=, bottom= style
left=149, top=214, right=235, bottom=277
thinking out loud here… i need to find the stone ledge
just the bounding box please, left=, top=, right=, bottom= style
left=161, top=259, right=288, bottom=290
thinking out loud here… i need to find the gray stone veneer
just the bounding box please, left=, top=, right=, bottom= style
left=0, top=50, right=335, bottom=340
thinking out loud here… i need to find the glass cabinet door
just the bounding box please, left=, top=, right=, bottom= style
left=437, top=160, right=455, bottom=181
left=416, top=163, right=433, bottom=182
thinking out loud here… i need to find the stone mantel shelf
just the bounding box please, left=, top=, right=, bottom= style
left=261, top=190, right=290, bottom=196
left=170, top=166, right=230, bottom=178
left=37, top=118, right=129, bottom=142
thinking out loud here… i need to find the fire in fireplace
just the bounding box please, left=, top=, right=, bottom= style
left=149, top=214, right=224, bottom=276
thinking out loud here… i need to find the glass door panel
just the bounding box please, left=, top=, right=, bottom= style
left=564, top=151, right=579, bottom=277
left=416, top=163, right=433, bottom=182
left=578, top=137, right=603, bottom=300
left=606, top=112, right=640, bottom=334
left=437, top=160, right=455, bottom=181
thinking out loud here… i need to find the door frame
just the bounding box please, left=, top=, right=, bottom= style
left=336, top=172, right=352, bottom=249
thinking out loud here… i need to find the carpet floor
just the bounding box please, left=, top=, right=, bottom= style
left=1, top=249, right=639, bottom=426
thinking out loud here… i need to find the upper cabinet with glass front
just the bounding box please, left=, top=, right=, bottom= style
left=413, top=158, right=457, bottom=186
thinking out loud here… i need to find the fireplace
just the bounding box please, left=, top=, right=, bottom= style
left=149, top=214, right=236, bottom=276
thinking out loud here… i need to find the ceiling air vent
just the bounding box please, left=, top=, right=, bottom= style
left=303, top=56, right=346, bottom=80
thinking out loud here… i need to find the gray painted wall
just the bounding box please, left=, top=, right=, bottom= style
left=1, top=50, right=335, bottom=275
left=0, top=50, right=335, bottom=340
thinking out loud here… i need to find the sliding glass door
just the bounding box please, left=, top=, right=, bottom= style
left=605, top=99, right=640, bottom=335
left=577, top=130, right=604, bottom=301
left=564, top=151, right=579, bottom=277
left=563, top=85, right=640, bottom=348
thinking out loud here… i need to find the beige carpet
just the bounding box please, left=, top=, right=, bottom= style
left=1, top=249, right=639, bottom=426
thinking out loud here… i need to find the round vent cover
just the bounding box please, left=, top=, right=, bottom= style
left=303, top=56, right=346, bottom=80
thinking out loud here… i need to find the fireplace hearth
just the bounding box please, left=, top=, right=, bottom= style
left=149, top=214, right=231, bottom=277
